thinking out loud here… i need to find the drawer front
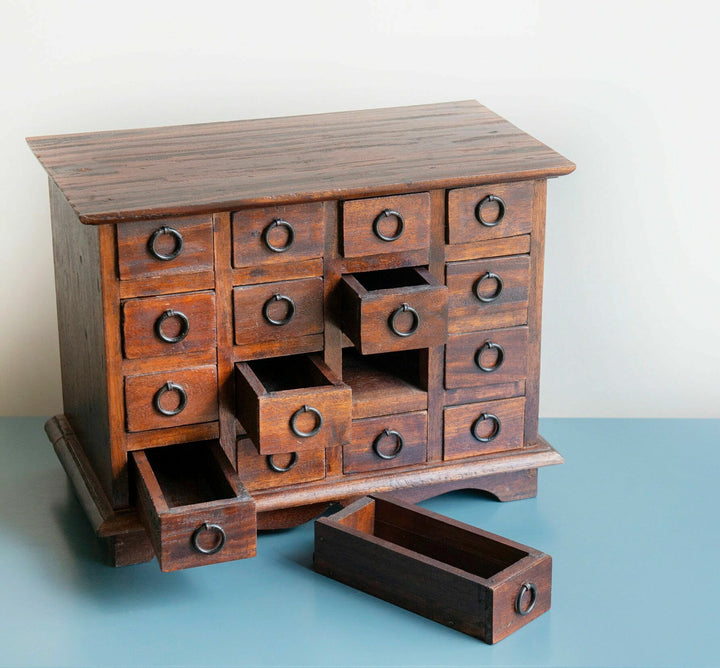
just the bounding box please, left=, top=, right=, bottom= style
left=447, top=181, right=533, bottom=245
left=117, top=215, right=214, bottom=280
left=446, top=255, right=530, bottom=334
left=342, top=192, right=430, bottom=258
left=232, top=202, right=325, bottom=268
left=125, top=365, right=218, bottom=432
left=445, top=326, right=529, bottom=390
left=133, top=442, right=256, bottom=572
left=343, top=411, right=427, bottom=475
left=443, top=397, right=525, bottom=460
left=341, top=268, right=448, bottom=355
left=122, top=291, right=216, bottom=359
left=236, top=437, right=325, bottom=491
left=233, top=277, right=324, bottom=346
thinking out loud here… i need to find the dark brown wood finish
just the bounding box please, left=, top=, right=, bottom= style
left=28, top=101, right=574, bottom=223
left=314, top=495, right=551, bottom=643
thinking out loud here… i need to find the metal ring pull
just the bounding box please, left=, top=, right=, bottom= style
left=148, top=225, right=184, bottom=261
left=389, top=303, right=420, bottom=337
left=191, top=522, right=226, bottom=555
left=475, top=341, right=505, bottom=373
left=372, top=209, right=405, bottom=242
left=290, top=405, right=323, bottom=438
left=262, top=294, right=296, bottom=326
left=372, top=428, right=405, bottom=460
left=515, top=582, right=537, bottom=616
left=262, top=218, right=295, bottom=253
left=152, top=381, right=188, bottom=416
left=267, top=452, right=299, bottom=473
left=154, top=309, right=190, bottom=344
left=475, top=194, right=506, bottom=227
left=473, top=271, right=504, bottom=303
left=471, top=412, right=501, bottom=443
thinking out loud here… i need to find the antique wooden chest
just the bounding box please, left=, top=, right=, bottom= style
left=28, top=101, right=574, bottom=572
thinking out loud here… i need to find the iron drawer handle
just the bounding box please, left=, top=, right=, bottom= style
left=262, top=294, right=296, bottom=326
left=515, top=582, right=537, bottom=616
left=153, top=381, right=187, bottom=416
left=373, top=209, right=405, bottom=242
left=389, top=303, right=420, bottom=337
left=154, top=309, right=190, bottom=344
left=372, top=428, right=404, bottom=460
left=148, top=225, right=184, bottom=261
left=191, top=522, right=226, bottom=555
left=290, top=405, right=323, bottom=438
left=267, top=452, right=299, bottom=473
left=475, top=194, right=506, bottom=227
left=262, top=218, right=295, bottom=253
left=471, top=412, right=501, bottom=443
left=473, top=271, right=504, bottom=303
left=475, top=341, right=505, bottom=373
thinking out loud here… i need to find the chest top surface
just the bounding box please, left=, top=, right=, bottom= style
left=27, top=100, right=574, bottom=224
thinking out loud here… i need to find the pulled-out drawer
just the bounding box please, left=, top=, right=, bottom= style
left=122, top=290, right=216, bottom=359
left=236, top=436, right=326, bottom=492
left=340, top=267, right=448, bottom=354
left=443, top=397, right=525, bottom=460
left=342, top=411, right=427, bottom=475
left=314, top=495, right=551, bottom=643
left=446, top=255, right=530, bottom=334
left=445, top=326, right=529, bottom=390
left=447, top=181, right=534, bottom=245
left=233, top=276, right=324, bottom=346
left=342, top=192, right=430, bottom=258
left=133, top=440, right=256, bottom=572
left=235, top=353, right=351, bottom=455
left=232, top=202, right=325, bottom=268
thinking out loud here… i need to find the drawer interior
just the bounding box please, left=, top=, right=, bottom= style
left=144, top=442, right=236, bottom=508
left=336, top=496, right=528, bottom=579
left=247, top=354, right=333, bottom=392
left=352, top=267, right=431, bottom=292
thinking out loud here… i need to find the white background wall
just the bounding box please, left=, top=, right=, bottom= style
left=1, top=0, right=718, bottom=417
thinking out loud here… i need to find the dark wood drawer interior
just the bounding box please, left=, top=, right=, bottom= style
left=342, top=192, right=430, bottom=259
left=447, top=181, right=533, bottom=245
left=116, top=215, right=214, bottom=281
left=340, top=266, right=448, bottom=354
left=314, top=495, right=551, bottom=643
left=233, top=276, right=324, bottom=346
left=235, top=354, right=351, bottom=455
left=122, top=290, right=216, bottom=359
left=232, top=202, right=325, bottom=268
left=133, top=440, right=256, bottom=572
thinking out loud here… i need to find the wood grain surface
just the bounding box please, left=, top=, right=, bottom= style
left=27, top=101, right=574, bottom=223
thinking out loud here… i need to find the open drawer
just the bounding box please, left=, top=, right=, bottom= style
left=314, top=495, right=551, bottom=644
left=132, top=440, right=256, bottom=572
left=339, top=267, right=448, bottom=354
left=235, top=353, right=351, bottom=455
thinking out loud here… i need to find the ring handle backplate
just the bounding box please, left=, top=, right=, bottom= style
left=148, top=226, right=184, bottom=261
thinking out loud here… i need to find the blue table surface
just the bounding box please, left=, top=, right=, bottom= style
left=0, top=418, right=718, bottom=667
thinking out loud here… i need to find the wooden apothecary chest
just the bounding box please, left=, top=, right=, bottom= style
left=28, top=101, right=574, bottom=573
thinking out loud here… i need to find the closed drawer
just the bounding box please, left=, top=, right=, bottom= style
left=340, top=267, right=448, bottom=355
left=122, top=291, right=216, bottom=359
left=443, top=397, right=525, bottom=460
left=235, top=354, right=351, bottom=455
left=125, top=365, right=219, bottom=432
left=447, top=181, right=533, bottom=245
left=133, top=441, right=256, bottom=572
left=343, top=411, right=427, bottom=475
left=342, top=192, right=430, bottom=258
left=445, top=326, right=529, bottom=390
left=232, top=202, right=325, bottom=268
left=233, top=277, right=323, bottom=346
left=446, top=255, right=530, bottom=334
left=116, top=215, right=214, bottom=280
left=236, top=436, right=325, bottom=492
